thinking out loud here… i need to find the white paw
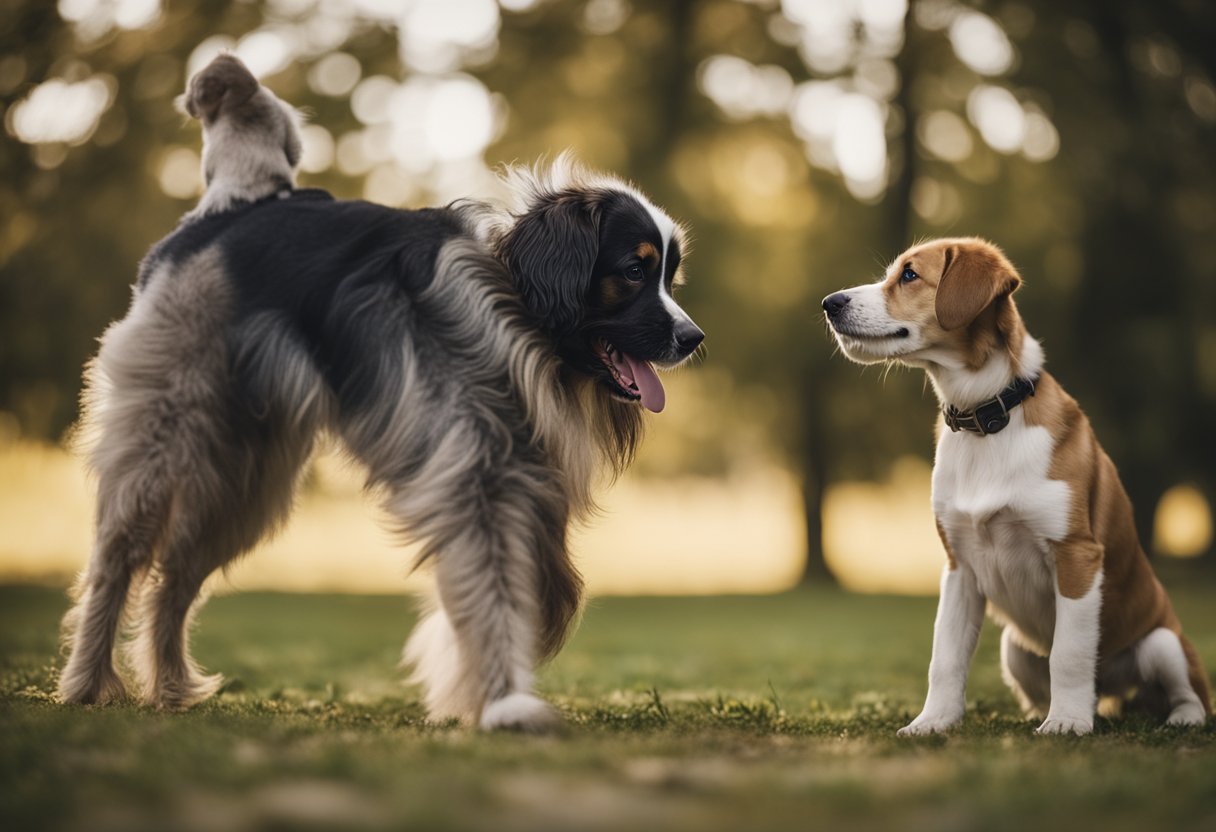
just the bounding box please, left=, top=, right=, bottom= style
left=1165, top=702, right=1207, bottom=727
left=479, top=693, right=560, bottom=733
left=898, top=710, right=963, bottom=736
left=1036, top=715, right=1093, bottom=736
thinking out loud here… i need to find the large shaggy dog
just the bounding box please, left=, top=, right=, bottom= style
left=56, top=152, right=704, bottom=731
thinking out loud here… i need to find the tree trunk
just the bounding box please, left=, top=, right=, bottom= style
left=800, top=6, right=917, bottom=585
left=799, top=390, right=833, bottom=583
left=1080, top=4, right=1186, bottom=556
left=633, top=0, right=696, bottom=188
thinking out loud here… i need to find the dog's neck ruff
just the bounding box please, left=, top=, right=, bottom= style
left=944, top=375, right=1038, bottom=436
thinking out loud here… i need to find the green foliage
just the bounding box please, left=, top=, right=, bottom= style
left=2, top=0, right=1214, bottom=568
left=3, top=580, right=1216, bottom=830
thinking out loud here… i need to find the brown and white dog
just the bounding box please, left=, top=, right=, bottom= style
left=823, top=237, right=1211, bottom=735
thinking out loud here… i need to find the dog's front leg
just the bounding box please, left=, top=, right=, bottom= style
left=899, top=563, right=985, bottom=736
left=390, top=422, right=569, bottom=733
left=1038, top=540, right=1104, bottom=736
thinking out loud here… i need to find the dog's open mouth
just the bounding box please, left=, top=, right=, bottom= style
left=835, top=326, right=910, bottom=340
left=594, top=340, right=666, bottom=413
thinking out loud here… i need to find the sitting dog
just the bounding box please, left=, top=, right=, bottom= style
left=57, top=73, right=703, bottom=728
left=178, top=53, right=302, bottom=218
left=823, top=237, right=1210, bottom=735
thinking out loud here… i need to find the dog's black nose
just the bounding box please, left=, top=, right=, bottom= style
left=675, top=320, right=705, bottom=354
left=822, top=292, right=851, bottom=319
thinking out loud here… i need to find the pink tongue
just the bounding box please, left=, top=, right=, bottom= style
left=621, top=353, right=665, bottom=413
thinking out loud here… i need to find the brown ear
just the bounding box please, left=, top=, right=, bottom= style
left=934, top=243, right=1021, bottom=331
left=184, top=54, right=258, bottom=122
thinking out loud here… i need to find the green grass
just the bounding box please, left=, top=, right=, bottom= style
left=3, top=574, right=1215, bottom=831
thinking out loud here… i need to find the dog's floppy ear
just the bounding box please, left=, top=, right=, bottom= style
left=499, top=193, right=601, bottom=335
left=182, top=54, right=259, bottom=122
left=935, top=241, right=1022, bottom=331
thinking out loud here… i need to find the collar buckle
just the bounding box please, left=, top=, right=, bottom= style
left=944, top=375, right=1038, bottom=437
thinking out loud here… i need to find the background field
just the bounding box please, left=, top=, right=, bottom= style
left=4, top=573, right=1215, bottom=832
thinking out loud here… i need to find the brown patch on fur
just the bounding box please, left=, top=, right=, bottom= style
left=879, top=239, right=1027, bottom=373
left=934, top=243, right=1021, bottom=332
left=598, top=275, right=637, bottom=307
left=1052, top=536, right=1104, bottom=599
left=1021, top=366, right=1200, bottom=672
left=596, top=246, right=655, bottom=307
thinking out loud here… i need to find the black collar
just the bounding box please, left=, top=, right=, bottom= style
left=944, top=376, right=1038, bottom=436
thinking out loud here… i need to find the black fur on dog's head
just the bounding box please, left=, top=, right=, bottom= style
left=495, top=158, right=703, bottom=414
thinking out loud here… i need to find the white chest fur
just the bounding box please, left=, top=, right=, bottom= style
left=932, top=410, right=1072, bottom=654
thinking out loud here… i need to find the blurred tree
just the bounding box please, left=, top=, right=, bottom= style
left=1023, top=0, right=1216, bottom=551
left=1, top=0, right=1213, bottom=581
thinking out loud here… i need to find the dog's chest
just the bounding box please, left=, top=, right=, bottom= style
left=932, top=413, right=1072, bottom=652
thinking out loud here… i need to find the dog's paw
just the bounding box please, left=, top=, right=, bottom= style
left=1165, top=702, right=1207, bottom=727
left=56, top=656, right=128, bottom=706
left=898, top=710, right=962, bottom=736
left=145, top=672, right=225, bottom=711
left=56, top=668, right=127, bottom=706
left=479, top=692, right=560, bottom=733
left=1036, top=715, right=1093, bottom=736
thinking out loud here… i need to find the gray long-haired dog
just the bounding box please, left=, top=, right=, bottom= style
left=57, top=64, right=704, bottom=731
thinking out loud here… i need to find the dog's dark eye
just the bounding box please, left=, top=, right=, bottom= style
left=901, top=267, right=919, bottom=283
left=624, top=265, right=644, bottom=283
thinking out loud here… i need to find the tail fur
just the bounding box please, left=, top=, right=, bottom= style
left=536, top=526, right=583, bottom=662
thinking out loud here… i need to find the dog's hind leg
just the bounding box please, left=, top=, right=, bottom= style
left=1134, top=628, right=1208, bottom=726
left=60, top=250, right=237, bottom=706
left=1000, top=627, right=1051, bottom=719
left=126, top=555, right=219, bottom=710
left=58, top=323, right=183, bottom=704
left=126, top=419, right=315, bottom=710
left=57, top=472, right=170, bottom=705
